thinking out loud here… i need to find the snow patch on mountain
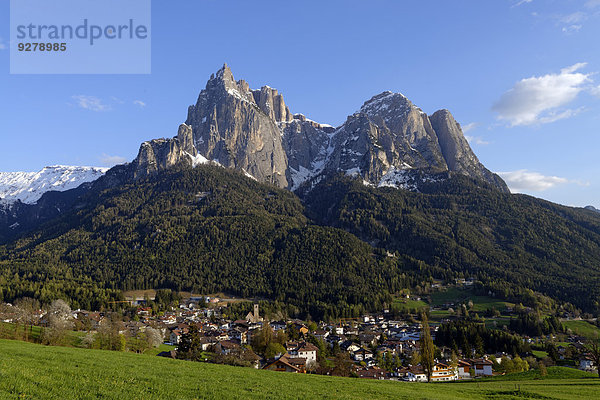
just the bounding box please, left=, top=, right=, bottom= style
left=0, top=165, right=107, bottom=205
left=376, top=166, right=443, bottom=192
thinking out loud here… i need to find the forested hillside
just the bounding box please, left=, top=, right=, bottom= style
left=1, top=165, right=600, bottom=317
left=0, top=166, right=426, bottom=319
left=300, top=173, right=600, bottom=313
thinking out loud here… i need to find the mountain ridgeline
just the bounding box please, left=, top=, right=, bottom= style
left=131, top=64, right=509, bottom=192
left=0, top=65, right=599, bottom=317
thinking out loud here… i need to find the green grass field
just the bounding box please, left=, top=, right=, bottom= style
left=563, top=320, right=600, bottom=338
left=430, top=287, right=512, bottom=313
left=532, top=350, right=549, bottom=359
left=392, top=297, right=429, bottom=311
left=0, top=340, right=598, bottom=399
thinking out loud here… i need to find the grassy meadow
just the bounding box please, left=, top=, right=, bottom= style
left=0, top=339, right=599, bottom=399
left=563, top=320, right=600, bottom=338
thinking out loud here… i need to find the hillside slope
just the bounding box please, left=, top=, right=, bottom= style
left=0, top=165, right=420, bottom=316
left=300, top=174, right=600, bottom=313
left=0, top=340, right=598, bottom=400
left=1, top=164, right=600, bottom=315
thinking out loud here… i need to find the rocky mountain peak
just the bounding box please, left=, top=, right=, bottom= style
left=128, top=65, right=508, bottom=193
left=359, top=91, right=412, bottom=117
left=186, top=66, right=289, bottom=188
left=428, top=109, right=509, bottom=192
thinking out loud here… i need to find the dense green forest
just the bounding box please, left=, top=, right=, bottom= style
left=300, top=173, right=600, bottom=314
left=1, top=165, right=599, bottom=317
left=0, top=166, right=428, bottom=318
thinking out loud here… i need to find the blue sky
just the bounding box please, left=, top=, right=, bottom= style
left=0, top=0, right=599, bottom=208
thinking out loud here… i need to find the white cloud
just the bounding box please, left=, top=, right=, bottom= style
left=590, top=84, right=600, bottom=97
left=72, top=95, right=111, bottom=112
left=0, top=37, right=6, bottom=50
left=492, top=63, right=590, bottom=126
left=585, top=0, right=600, bottom=9
left=461, top=122, right=478, bottom=133
left=465, top=135, right=490, bottom=146
left=497, top=170, right=569, bottom=192
left=561, top=12, right=586, bottom=24
left=513, top=0, right=533, bottom=7
left=100, top=154, right=127, bottom=166
left=133, top=100, right=146, bottom=107
left=562, top=24, right=582, bottom=34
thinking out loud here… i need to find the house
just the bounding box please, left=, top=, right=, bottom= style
left=406, top=366, right=427, bottom=382
left=471, top=358, right=493, bottom=376
left=357, top=367, right=388, bottom=380
left=197, top=336, right=216, bottom=351
left=228, top=327, right=248, bottom=344
left=359, top=333, right=379, bottom=347
left=286, top=357, right=307, bottom=372
left=430, top=362, right=457, bottom=382
left=297, top=342, right=318, bottom=362
left=214, top=340, right=240, bottom=355
left=270, top=320, right=287, bottom=331
left=393, top=367, right=410, bottom=380
left=352, top=347, right=373, bottom=362
left=579, top=356, right=595, bottom=371
left=291, top=321, right=309, bottom=336
left=313, top=329, right=329, bottom=340
left=169, top=327, right=188, bottom=345
left=263, top=356, right=302, bottom=373
left=457, top=360, right=472, bottom=379
left=340, top=341, right=360, bottom=353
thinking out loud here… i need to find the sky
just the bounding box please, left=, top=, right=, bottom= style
left=0, top=0, right=599, bottom=208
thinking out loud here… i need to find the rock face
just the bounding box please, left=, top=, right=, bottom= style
left=185, top=64, right=289, bottom=188
left=280, top=114, right=334, bottom=189
left=132, top=124, right=207, bottom=179
left=323, top=92, right=508, bottom=192
left=129, top=64, right=508, bottom=193
left=428, top=110, right=508, bottom=191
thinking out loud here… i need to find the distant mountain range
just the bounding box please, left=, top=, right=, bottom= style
left=0, top=165, right=107, bottom=205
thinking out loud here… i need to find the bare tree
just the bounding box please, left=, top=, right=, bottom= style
left=14, top=297, right=40, bottom=341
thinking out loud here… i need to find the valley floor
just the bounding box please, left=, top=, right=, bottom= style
left=0, top=340, right=598, bottom=400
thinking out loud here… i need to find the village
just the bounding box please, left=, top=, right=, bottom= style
left=121, top=300, right=496, bottom=381
left=2, top=287, right=594, bottom=382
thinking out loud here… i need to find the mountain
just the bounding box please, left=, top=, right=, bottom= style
left=0, top=165, right=107, bottom=205
left=184, top=64, right=290, bottom=187
left=585, top=205, right=600, bottom=214
left=300, top=173, right=600, bottom=313
left=2, top=164, right=600, bottom=316
left=0, top=166, right=418, bottom=315
left=132, top=124, right=210, bottom=179
left=132, top=64, right=508, bottom=193
left=3, top=64, right=598, bottom=317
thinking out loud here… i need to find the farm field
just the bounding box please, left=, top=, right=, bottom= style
left=0, top=340, right=598, bottom=400
left=563, top=320, right=600, bottom=338
left=430, top=287, right=513, bottom=312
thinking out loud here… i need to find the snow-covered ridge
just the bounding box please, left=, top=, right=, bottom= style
left=0, top=165, right=108, bottom=205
